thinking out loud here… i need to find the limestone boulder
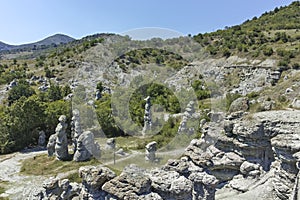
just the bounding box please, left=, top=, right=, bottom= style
left=79, top=165, right=116, bottom=192
left=149, top=169, right=193, bottom=200
left=229, top=97, right=249, bottom=113
left=102, top=165, right=153, bottom=199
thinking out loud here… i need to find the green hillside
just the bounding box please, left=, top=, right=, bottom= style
left=194, top=1, right=300, bottom=67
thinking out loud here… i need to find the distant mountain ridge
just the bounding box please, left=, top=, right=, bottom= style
left=0, top=34, right=75, bottom=52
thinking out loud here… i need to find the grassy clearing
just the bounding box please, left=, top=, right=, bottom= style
left=20, top=154, right=101, bottom=176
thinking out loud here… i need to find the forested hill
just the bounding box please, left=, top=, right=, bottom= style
left=194, top=1, right=300, bottom=66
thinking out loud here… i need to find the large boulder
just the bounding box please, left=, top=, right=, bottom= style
left=229, top=97, right=249, bottom=113
left=73, top=131, right=101, bottom=162
left=79, top=165, right=116, bottom=192
left=102, top=165, right=154, bottom=199
left=149, top=169, right=193, bottom=200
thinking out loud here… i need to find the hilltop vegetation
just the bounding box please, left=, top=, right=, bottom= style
left=115, top=48, right=189, bottom=72
left=194, top=1, right=300, bottom=67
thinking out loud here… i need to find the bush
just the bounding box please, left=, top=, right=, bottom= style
left=222, top=47, right=231, bottom=58
left=262, top=46, right=273, bottom=56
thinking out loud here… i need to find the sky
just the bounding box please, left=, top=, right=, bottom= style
left=0, top=0, right=296, bottom=45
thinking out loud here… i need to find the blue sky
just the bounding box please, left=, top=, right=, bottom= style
left=0, top=0, right=296, bottom=44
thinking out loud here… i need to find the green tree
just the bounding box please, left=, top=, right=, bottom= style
left=44, top=100, right=71, bottom=136
left=95, top=97, right=124, bottom=137
left=8, top=79, right=35, bottom=105
left=6, top=95, right=45, bottom=151
left=47, top=83, right=62, bottom=101
left=62, top=84, right=72, bottom=97
left=44, top=66, right=54, bottom=78
left=262, top=46, right=273, bottom=56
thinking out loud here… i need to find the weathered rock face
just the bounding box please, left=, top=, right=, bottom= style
left=73, top=131, right=101, bottom=162
left=47, top=115, right=69, bottom=160
left=26, top=166, right=114, bottom=200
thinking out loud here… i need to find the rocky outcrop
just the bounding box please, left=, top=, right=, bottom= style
left=79, top=165, right=116, bottom=199
left=149, top=168, right=193, bottom=200
left=102, top=165, right=153, bottom=199
left=26, top=165, right=114, bottom=200
left=28, top=110, right=300, bottom=200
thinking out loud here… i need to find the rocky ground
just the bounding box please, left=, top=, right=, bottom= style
left=0, top=149, right=47, bottom=199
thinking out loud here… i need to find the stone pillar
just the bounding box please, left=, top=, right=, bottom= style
left=47, top=134, right=57, bottom=157
left=71, top=109, right=82, bottom=153
left=145, top=141, right=157, bottom=162
left=38, top=130, right=46, bottom=147
left=105, top=138, right=116, bottom=150
left=54, top=115, right=69, bottom=161
left=178, top=101, right=195, bottom=134
left=142, top=96, right=152, bottom=135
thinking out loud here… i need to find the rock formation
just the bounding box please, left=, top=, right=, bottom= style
left=54, top=115, right=69, bottom=161
left=71, top=109, right=82, bottom=153
left=73, top=131, right=101, bottom=162
left=178, top=100, right=197, bottom=134
left=26, top=166, right=115, bottom=200
left=228, top=96, right=249, bottom=113
left=142, top=96, right=152, bottom=135
left=145, top=141, right=157, bottom=162
left=28, top=110, right=300, bottom=200
left=105, top=138, right=116, bottom=150
left=38, top=130, right=46, bottom=147
left=102, top=165, right=159, bottom=199
left=95, top=89, right=102, bottom=100
left=46, top=134, right=56, bottom=157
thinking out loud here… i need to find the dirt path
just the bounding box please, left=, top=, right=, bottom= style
left=0, top=149, right=47, bottom=200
